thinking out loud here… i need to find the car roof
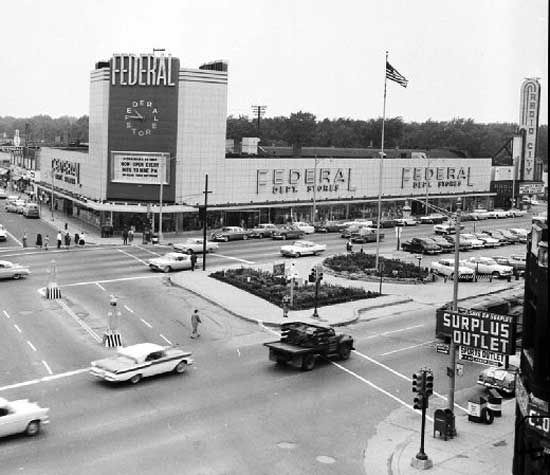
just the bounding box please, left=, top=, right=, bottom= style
left=0, top=260, right=14, bottom=266
left=163, top=252, right=189, bottom=259
left=293, top=240, right=313, bottom=245
left=118, top=343, right=165, bottom=358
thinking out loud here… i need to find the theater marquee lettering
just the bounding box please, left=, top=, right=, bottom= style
left=111, top=54, right=177, bottom=87
left=441, top=309, right=516, bottom=355
left=256, top=168, right=356, bottom=194
left=401, top=166, right=474, bottom=189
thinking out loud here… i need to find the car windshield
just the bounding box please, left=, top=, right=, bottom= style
left=482, top=258, right=497, bottom=265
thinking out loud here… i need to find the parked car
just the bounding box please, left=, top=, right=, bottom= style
left=271, top=225, right=304, bottom=240
left=247, top=223, right=278, bottom=238
left=493, top=255, right=526, bottom=275
left=395, top=217, right=419, bottom=226
left=478, top=365, right=518, bottom=396
left=509, top=209, right=527, bottom=217
left=461, top=256, right=513, bottom=278
left=427, top=236, right=454, bottom=252
left=433, top=223, right=464, bottom=235
left=148, top=253, right=193, bottom=273
left=350, top=227, right=383, bottom=244
left=430, top=258, right=475, bottom=281
left=280, top=240, right=327, bottom=257
left=5, top=199, right=25, bottom=213
left=292, top=221, right=315, bottom=234
left=90, top=343, right=193, bottom=384
left=459, top=233, right=484, bottom=249
left=481, top=229, right=513, bottom=245
left=471, top=209, right=491, bottom=220
left=460, top=212, right=476, bottom=222
left=341, top=223, right=371, bottom=238
left=172, top=238, right=218, bottom=254
left=442, top=234, right=473, bottom=251
left=474, top=233, right=501, bottom=248
left=0, top=260, right=31, bottom=280
left=0, top=224, right=7, bottom=242
left=15, top=200, right=28, bottom=214
left=22, top=203, right=40, bottom=218
left=374, top=218, right=398, bottom=228
left=312, top=222, right=328, bottom=233
left=0, top=397, right=50, bottom=437
left=494, top=229, right=522, bottom=244
left=321, top=220, right=347, bottom=232
left=532, top=213, right=547, bottom=225
left=401, top=237, right=441, bottom=255
left=0, top=189, right=7, bottom=199
left=420, top=214, right=447, bottom=224
left=509, top=228, right=529, bottom=243
left=493, top=209, right=510, bottom=219
left=210, top=226, right=249, bottom=242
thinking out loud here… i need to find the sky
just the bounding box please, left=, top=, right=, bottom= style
left=0, top=0, right=547, bottom=124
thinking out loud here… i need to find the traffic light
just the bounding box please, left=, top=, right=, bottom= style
left=413, top=394, right=424, bottom=410
left=308, top=268, right=317, bottom=283
left=412, top=372, right=421, bottom=393
left=424, top=371, right=434, bottom=397
left=318, top=270, right=324, bottom=282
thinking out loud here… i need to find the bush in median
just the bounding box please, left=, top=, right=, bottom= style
left=210, top=267, right=378, bottom=310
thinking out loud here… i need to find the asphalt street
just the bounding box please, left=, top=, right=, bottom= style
left=0, top=208, right=535, bottom=474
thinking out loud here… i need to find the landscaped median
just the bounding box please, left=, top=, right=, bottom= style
left=323, top=253, right=433, bottom=283
left=210, top=267, right=379, bottom=311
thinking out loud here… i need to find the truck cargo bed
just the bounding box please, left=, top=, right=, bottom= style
left=263, top=341, right=320, bottom=355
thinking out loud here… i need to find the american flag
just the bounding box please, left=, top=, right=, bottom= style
left=386, top=61, right=408, bottom=88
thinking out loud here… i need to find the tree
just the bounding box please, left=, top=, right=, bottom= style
left=284, top=111, right=317, bottom=155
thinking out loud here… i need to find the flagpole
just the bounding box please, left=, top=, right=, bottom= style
left=375, top=51, right=389, bottom=271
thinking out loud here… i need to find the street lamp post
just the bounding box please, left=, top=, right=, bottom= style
left=311, top=156, right=319, bottom=223
left=416, top=254, right=423, bottom=280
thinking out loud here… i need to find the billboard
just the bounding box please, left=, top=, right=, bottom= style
left=111, top=151, right=169, bottom=185
left=436, top=309, right=516, bottom=355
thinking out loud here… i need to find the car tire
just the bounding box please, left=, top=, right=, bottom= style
left=243, top=234, right=248, bottom=240
left=282, top=235, right=287, bottom=240
left=223, top=236, right=229, bottom=242
left=492, top=271, right=500, bottom=279
left=26, top=420, right=40, bottom=436
left=339, top=345, right=351, bottom=360
left=187, top=249, right=194, bottom=254
left=301, top=354, right=316, bottom=371
left=174, top=361, right=187, bottom=374
left=163, top=266, right=172, bottom=273
left=130, top=374, right=142, bottom=384
left=258, top=234, right=264, bottom=239
left=295, top=253, right=301, bottom=258
left=12, top=274, right=21, bottom=280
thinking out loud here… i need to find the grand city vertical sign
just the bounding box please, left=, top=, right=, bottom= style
left=519, top=78, right=541, bottom=181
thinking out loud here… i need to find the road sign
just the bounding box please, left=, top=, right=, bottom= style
left=458, top=345, right=506, bottom=366
left=436, top=343, right=450, bottom=354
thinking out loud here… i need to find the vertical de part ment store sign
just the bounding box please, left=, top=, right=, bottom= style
left=111, top=152, right=169, bottom=185
left=436, top=308, right=516, bottom=357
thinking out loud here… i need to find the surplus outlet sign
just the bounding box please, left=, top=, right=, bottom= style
left=437, top=309, right=516, bottom=355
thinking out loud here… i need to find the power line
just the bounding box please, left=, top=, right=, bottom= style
left=251, top=105, right=267, bottom=133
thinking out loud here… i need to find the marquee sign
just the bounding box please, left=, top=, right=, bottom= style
left=436, top=309, right=516, bottom=355
left=519, top=79, right=541, bottom=181
left=401, top=166, right=474, bottom=189
left=111, top=151, right=169, bottom=185
left=256, top=168, right=356, bottom=194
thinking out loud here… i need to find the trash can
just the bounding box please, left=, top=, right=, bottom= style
left=486, top=389, right=502, bottom=417
left=468, top=395, right=487, bottom=423
left=151, top=233, right=159, bottom=245
left=433, top=409, right=455, bottom=440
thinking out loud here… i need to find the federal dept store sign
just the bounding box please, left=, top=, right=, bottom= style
left=401, top=166, right=475, bottom=189
left=256, top=168, right=356, bottom=194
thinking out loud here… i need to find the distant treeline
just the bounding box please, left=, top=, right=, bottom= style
left=0, top=112, right=547, bottom=165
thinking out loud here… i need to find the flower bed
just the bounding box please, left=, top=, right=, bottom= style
left=210, top=267, right=378, bottom=310
left=324, top=253, right=430, bottom=281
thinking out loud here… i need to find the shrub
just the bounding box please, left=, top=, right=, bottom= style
left=324, top=253, right=429, bottom=279
left=210, top=267, right=377, bottom=310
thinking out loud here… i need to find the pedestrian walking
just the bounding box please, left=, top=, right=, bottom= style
left=79, top=232, right=86, bottom=246
left=22, top=232, right=28, bottom=248
left=36, top=233, right=42, bottom=249
left=128, top=227, right=134, bottom=243
left=74, top=233, right=80, bottom=246
left=44, top=234, right=49, bottom=251
left=64, top=231, right=71, bottom=248
left=190, top=252, right=197, bottom=271
left=346, top=239, right=353, bottom=253
left=57, top=231, right=62, bottom=249
left=122, top=228, right=129, bottom=245
left=190, top=309, right=202, bottom=338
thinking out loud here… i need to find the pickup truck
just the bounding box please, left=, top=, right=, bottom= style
left=264, top=322, right=354, bottom=371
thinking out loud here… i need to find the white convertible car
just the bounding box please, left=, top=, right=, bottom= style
left=0, top=397, right=50, bottom=437
left=172, top=238, right=219, bottom=254
left=148, top=253, right=193, bottom=273
left=430, top=258, right=475, bottom=281
left=90, top=343, right=193, bottom=384
left=0, top=260, right=31, bottom=280
left=280, top=240, right=327, bottom=257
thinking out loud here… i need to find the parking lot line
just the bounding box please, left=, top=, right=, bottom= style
left=117, top=248, right=149, bottom=266
left=41, top=360, right=53, bottom=375
left=2, top=310, right=10, bottom=319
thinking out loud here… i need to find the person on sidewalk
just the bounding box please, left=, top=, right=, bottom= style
left=190, top=309, right=202, bottom=339
left=36, top=233, right=42, bottom=249
left=64, top=232, right=71, bottom=248
left=190, top=252, right=197, bottom=271
left=128, top=226, right=134, bottom=244
left=346, top=239, right=353, bottom=253
left=74, top=232, right=79, bottom=246
left=44, top=234, right=49, bottom=251
left=22, top=232, right=28, bottom=248
left=122, top=228, right=128, bottom=245
left=56, top=231, right=62, bottom=249
left=79, top=232, right=86, bottom=246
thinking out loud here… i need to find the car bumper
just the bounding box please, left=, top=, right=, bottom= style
left=90, top=368, right=119, bottom=382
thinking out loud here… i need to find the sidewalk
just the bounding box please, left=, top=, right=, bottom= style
left=364, top=398, right=515, bottom=474
left=169, top=256, right=523, bottom=328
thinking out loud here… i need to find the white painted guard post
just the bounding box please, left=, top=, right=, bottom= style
left=103, top=295, right=122, bottom=348
left=46, top=260, right=62, bottom=299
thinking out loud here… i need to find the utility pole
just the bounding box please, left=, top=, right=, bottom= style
left=311, top=155, right=319, bottom=223
left=50, top=165, right=55, bottom=221
left=202, top=174, right=212, bottom=271
left=447, top=197, right=461, bottom=437
left=159, top=179, right=164, bottom=243
left=424, top=157, right=430, bottom=216
left=251, top=105, right=266, bottom=133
